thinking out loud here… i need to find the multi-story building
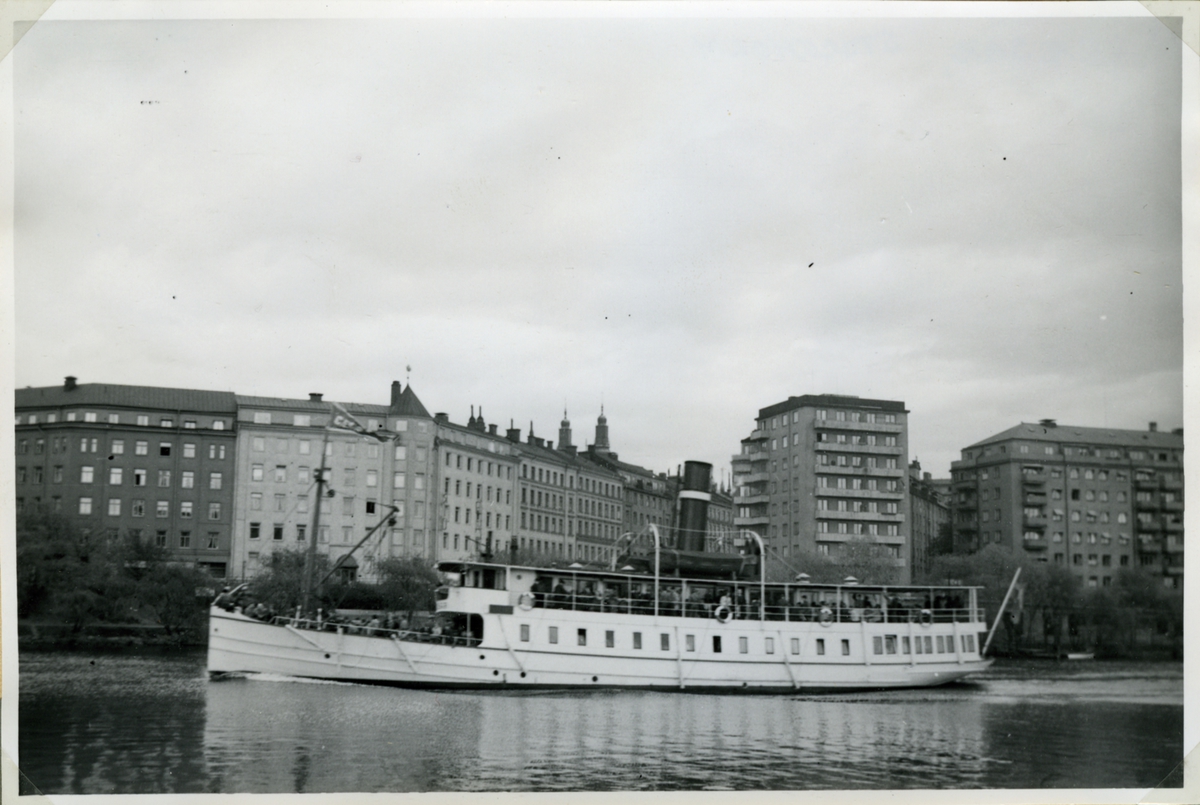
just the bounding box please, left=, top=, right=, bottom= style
left=14, top=377, right=238, bottom=578
left=433, top=407, right=519, bottom=562
left=732, top=394, right=911, bottom=583
left=503, top=412, right=624, bottom=564
left=949, top=420, right=1184, bottom=589
left=908, top=460, right=951, bottom=579
left=229, top=392, right=393, bottom=581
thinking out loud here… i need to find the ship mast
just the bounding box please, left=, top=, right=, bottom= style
left=299, top=428, right=331, bottom=617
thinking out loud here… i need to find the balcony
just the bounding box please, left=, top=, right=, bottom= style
left=738, top=472, right=769, bottom=485
left=814, top=487, right=904, bottom=501
left=1024, top=494, right=1048, bottom=506
left=1135, top=498, right=1159, bottom=511
left=735, top=515, right=769, bottom=527
left=1161, top=478, right=1183, bottom=491
left=1022, top=538, right=1048, bottom=551
left=1137, top=534, right=1162, bottom=552
left=737, top=493, right=769, bottom=506
left=1164, top=520, right=1183, bottom=533
left=1022, top=515, right=1048, bottom=529
left=814, top=442, right=904, bottom=456
left=1135, top=477, right=1158, bottom=491
left=816, top=419, right=903, bottom=434
left=815, top=510, right=905, bottom=523
left=745, top=430, right=767, bottom=442
left=1162, top=500, right=1183, bottom=513
left=1021, top=473, right=1047, bottom=486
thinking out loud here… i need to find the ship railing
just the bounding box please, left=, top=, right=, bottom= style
left=268, top=616, right=482, bottom=647
left=530, top=594, right=979, bottom=624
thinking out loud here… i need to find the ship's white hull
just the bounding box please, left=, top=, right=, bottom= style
left=208, top=607, right=993, bottom=692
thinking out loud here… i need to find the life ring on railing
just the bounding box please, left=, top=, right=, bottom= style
left=517, top=593, right=535, bottom=611
left=818, top=607, right=834, bottom=626
left=714, top=605, right=733, bottom=624
left=919, top=609, right=934, bottom=626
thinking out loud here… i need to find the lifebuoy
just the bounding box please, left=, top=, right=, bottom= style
left=919, top=609, right=934, bottom=626
left=714, top=605, right=732, bottom=624
left=517, top=593, right=535, bottom=611
left=818, top=607, right=834, bottom=626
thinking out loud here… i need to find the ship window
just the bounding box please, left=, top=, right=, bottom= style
left=549, top=626, right=558, bottom=644
left=885, top=636, right=897, bottom=655
left=712, top=636, right=722, bottom=653
left=873, top=636, right=883, bottom=655
left=936, top=636, right=945, bottom=653
left=925, top=636, right=933, bottom=654
left=685, top=634, right=695, bottom=652
left=790, top=638, right=800, bottom=655
left=816, top=639, right=825, bottom=656
left=660, top=633, right=670, bottom=651
left=902, top=637, right=911, bottom=654
left=967, top=634, right=976, bottom=652
left=633, top=632, right=642, bottom=650
left=519, top=624, right=530, bottom=642
left=841, top=639, right=850, bottom=656
left=605, top=630, right=614, bottom=648
left=765, top=637, right=774, bottom=654
left=738, top=636, right=748, bottom=654
left=577, top=629, right=587, bottom=646
left=915, top=636, right=923, bottom=654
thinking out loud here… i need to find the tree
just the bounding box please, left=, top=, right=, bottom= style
left=374, top=556, right=440, bottom=612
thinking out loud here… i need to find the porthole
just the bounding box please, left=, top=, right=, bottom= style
left=493, top=669, right=499, bottom=676
left=479, top=654, right=486, bottom=660
left=324, top=653, right=331, bottom=659
left=592, top=676, right=598, bottom=682
left=520, top=672, right=527, bottom=678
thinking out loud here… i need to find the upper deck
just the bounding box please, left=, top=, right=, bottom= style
left=436, top=559, right=984, bottom=625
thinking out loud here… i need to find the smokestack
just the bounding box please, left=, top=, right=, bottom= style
left=63, top=376, right=77, bottom=391
left=677, top=460, right=712, bottom=553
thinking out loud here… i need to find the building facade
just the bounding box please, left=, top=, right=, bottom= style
left=949, top=420, right=1184, bottom=589
left=434, top=408, right=519, bottom=562
left=14, top=378, right=238, bottom=577
left=908, top=460, right=951, bottom=579
left=731, top=394, right=911, bottom=583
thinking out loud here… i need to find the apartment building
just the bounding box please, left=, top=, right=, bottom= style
left=908, top=460, right=951, bottom=578
left=732, top=394, right=911, bottom=583
left=433, top=408, right=519, bottom=561
left=950, top=420, right=1184, bottom=589
left=14, top=377, right=238, bottom=577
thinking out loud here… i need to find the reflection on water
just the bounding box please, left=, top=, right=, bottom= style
left=18, top=649, right=1183, bottom=793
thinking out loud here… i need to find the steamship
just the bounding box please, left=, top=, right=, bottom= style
left=207, top=461, right=993, bottom=691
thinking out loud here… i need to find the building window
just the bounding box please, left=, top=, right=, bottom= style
left=159, top=442, right=171, bottom=457
left=109, top=467, right=123, bottom=485
left=251, top=464, right=264, bottom=482
left=111, top=439, right=125, bottom=455
left=132, top=500, right=145, bottom=517
left=209, top=503, right=221, bottom=520
left=157, top=501, right=170, bottom=518
left=155, top=530, right=167, bottom=547
left=181, top=471, right=195, bottom=489
left=158, top=470, right=171, bottom=487
left=250, top=522, right=261, bottom=540
left=135, top=441, right=148, bottom=456
left=180, top=501, right=193, bottom=518
left=107, top=498, right=121, bottom=516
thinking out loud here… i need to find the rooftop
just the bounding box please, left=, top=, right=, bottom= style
left=758, top=394, right=907, bottom=419
left=966, top=422, right=1183, bottom=451
left=17, top=382, right=237, bottom=413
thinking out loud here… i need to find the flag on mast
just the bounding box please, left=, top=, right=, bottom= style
left=328, top=402, right=391, bottom=442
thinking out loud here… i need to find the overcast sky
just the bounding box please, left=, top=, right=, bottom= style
left=11, top=7, right=1186, bottom=481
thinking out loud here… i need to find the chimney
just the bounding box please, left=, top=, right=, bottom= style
left=1149, top=422, right=1158, bottom=432
left=63, top=376, right=77, bottom=392
left=506, top=419, right=521, bottom=443
left=390, top=380, right=402, bottom=409
left=488, top=423, right=498, bottom=436
left=1172, top=427, right=1183, bottom=436
left=434, top=412, right=449, bottom=423
left=309, top=393, right=323, bottom=402
left=1039, top=418, right=1057, bottom=428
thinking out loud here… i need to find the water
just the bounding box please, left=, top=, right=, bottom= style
left=18, top=648, right=1183, bottom=793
